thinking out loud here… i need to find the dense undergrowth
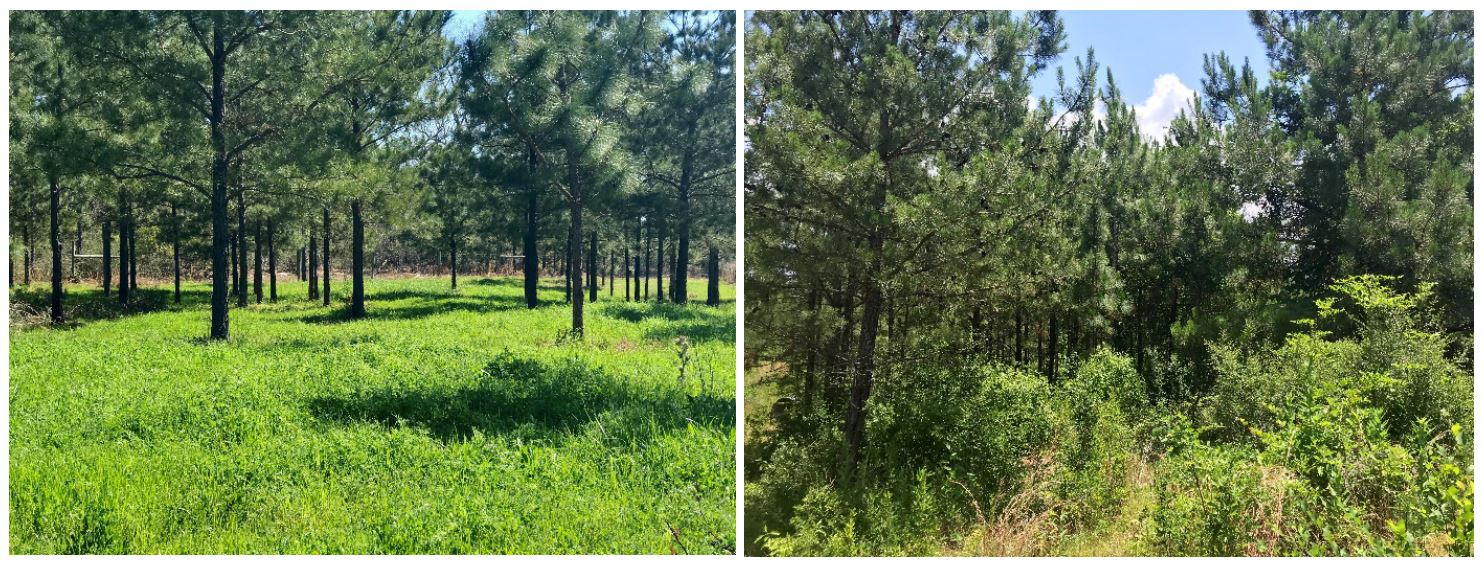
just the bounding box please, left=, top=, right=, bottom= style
left=10, top=276, right=736, bottom=554
left=745, top=276, right=1472, bottom=556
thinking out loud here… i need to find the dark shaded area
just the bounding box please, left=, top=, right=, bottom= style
left=300, top=295, right=524, bottom=324
left=307, top=351, right=734, bottom=443
left=646, top=321, right=735, bottom=344
left=471, top=277, right=565, bottom=293
left=602, top=301, right=716, bottom=323
left=9, top=285, right=211, bottom=329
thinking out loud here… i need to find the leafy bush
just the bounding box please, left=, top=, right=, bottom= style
left=866, top=362, right=1056, bottom=504
left=1154, top=277, right=1474, bottom=555
left=1054, top=348, right=1144, bottom=529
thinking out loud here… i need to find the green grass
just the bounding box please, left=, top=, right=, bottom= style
left=9, top=276, right=736, bottom=554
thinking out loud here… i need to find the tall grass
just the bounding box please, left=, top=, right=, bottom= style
left=9, top=276, right=736, bottom=554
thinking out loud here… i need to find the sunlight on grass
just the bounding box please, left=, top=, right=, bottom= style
left=9, top=276, right=736, bottom=554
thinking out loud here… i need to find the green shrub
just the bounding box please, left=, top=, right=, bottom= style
left=866, top=363, right=1056, bottom=503
left=1053, top=348, right=1144, bottom=529
left=1158, top=277, right=1474, bottom=556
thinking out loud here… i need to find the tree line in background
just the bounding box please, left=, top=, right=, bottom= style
left=745, top=10, right=1472, bottom=555
left=9, top=10, right=736, bottom=339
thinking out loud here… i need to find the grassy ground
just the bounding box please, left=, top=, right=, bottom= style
left=8, top=276, right=736, bottom=554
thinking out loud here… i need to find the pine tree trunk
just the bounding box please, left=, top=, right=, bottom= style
left=588, top=231, right=597, bottom=303
left=844, top=171, right=888, bottom=477
left=675, top=147, right=692, bottom=304
left=707, top=246, right=720, bottom=306
left=267, top=219, right=276, bottom=302
left=173, top=205, right=181, bottom=303
left=129, top=218, right=137, bottom=292
left=350, top=200, right=365, bottom=317
left=208, top=21, right=230, bottom=339
left=120, top=194, right=131, bottom=305
left=322, top=207, right=330, bottom=306
left=563, top=228, right=572, bottom=303
left=309, top=233, right=319, bottom=300
left=254, top=220, right=263, bottom=304
left=523, top=188, right=539, bottom=309
left=236, top=191, right=248, bottom=308
left=102, top=220, right=112, bottom=297
left=643, top=223, right=651, bottom=301
left=569, top=203, right=584, bottom=337
left=230, top=228, right=238, bottom=299
left=450, top=234, right=458, bottom=290
left=656, top=220, right=666, bottom=304
left=72, top=216, right=81, bottom=280
left=48, top=177, right=64, bottom=324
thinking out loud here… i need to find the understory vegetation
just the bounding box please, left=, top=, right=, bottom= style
left=744, top=10, right=1472, bottom=556
left=748, top=277, right=1471, bottom=556
left=10, top=277, right=736, bottom=554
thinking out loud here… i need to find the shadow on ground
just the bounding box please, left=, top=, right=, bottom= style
left=299, top=295, right=525, bottom=324
left=9, top=285, right=210, bottom=329
left=470, top=277, right=566, bottom=292
left=601, top=301, right=726, bottom=323
left=307, top=351, right=733, bottom=443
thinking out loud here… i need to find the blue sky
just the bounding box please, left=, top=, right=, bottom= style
left=1031, top=10, right=1271, bottom=137
left=445, top=10, right=485, bottom=41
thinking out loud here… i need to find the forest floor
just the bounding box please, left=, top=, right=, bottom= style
left=8, top=276, right=735, bottom=554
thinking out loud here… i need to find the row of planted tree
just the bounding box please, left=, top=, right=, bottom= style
left=10, top=10, right=736, bottom=338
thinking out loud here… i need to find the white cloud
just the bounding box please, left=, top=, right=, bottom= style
left=1133, top=73, right=1195, bottom=141
left=1052, top=99, right=1107, bottom=129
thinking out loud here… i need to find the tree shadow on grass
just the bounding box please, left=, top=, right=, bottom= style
left=299, top=295, right=525, bottom=325
left=9, top=285, right=211, bottom=330
left=470, top=277, right=566, bottom=292
left=644, top=321, right=736, bottom=344
left=601, top=301, right=720, bottom=323
left=307, top=351, right=734, bottom=443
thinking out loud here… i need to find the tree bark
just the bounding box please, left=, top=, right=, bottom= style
left=569, top=203, right=584, bottom=337
left=523, top=187, right=539, bottom=309
left=588, top=230, right=597, bottom=303
left=563, top=227, right=572, bottom=303
left=643, top=222, right=651, bottom=301
left=48, top=177, right=64, bottom=324
left=236, top=190, right=248, bottom=308
left=844, top=164, right=890, bottom=477
left=129, top=216, right=137, bottom=292
left=309, top=232, right=319, bottom=300
left=675, top=145, right=693, bottom=304
left=208, top=20, right=230, bottom=339
left=322, top=207, right=330, bottom=306
left=230, top=227, right=238, bottom=299
left=172, top=204, right=181, bottom=303
left=102, top=220, right=112, bottom=296
left=267, top=219, right=276, bottom=302
left=350, top=200, right=365, bottom=317
left=72, top=216, right=81, bottom=280
left=119, top=190, right=131, bottom=305
left=450, top=233, right=458, bottom=290
left=23, top=222, right=32, bottom=286
left=656, top=219, right=666, bottom=304
left=254, top=220, right=263, bottom=304
left=707, top=245, right=720, bottom=306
